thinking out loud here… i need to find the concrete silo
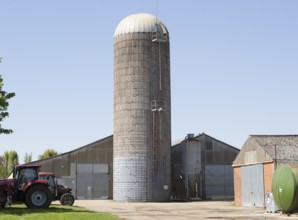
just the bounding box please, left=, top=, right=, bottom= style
left=113, top=13, right=171, bottom=202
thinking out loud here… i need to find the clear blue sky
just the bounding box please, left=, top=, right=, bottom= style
left=1, top=1, right=297, bottom=163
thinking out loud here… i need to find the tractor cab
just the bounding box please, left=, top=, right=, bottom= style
left=14, top=165, right=40, bottom=191
left=38, top=172, right=75, bottom=206
left=38, top=172, right=57, bottom=196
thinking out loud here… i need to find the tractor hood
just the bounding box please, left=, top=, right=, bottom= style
left=0, top=178, right=15, bottom=186
left=57, top=184, right=72, bottom=194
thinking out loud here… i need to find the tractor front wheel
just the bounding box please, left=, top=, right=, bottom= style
left=25, top=185, right=52, bottom=208
left=60, top=193, right=75, bottom=206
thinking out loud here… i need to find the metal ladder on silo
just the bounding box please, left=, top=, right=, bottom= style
left=151, top=100, right=166, bottom=170
left=151, top=100, right=159, bottom=170
left=152, top=22, right=167, bottom=92
left=151, top=16, right=167, bottom=170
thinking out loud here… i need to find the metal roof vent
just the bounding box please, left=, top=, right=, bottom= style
left=186, top=133, right=195, bottom=139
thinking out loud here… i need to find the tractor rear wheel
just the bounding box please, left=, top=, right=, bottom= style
left=25, top=185, right=52, bottom=208
left=60, top=193, right=75, bottom=206
left=0, top=191, right=7, bottom=208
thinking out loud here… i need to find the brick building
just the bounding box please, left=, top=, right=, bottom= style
left=233, top=135, right=298, bottom=207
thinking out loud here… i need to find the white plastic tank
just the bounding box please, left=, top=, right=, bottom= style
left=266, top=192, right=279, bottom=213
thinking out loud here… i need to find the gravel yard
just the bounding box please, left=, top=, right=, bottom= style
left=72, top=200, right=298, bottom=220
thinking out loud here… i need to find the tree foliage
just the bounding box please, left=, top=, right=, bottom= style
left=0, top=59, right=16, bottom=134
left=0, top=150, right=19, bottom=178
left=39, top=149, right=58, bottom=160
left=24, top=152, right=33, bottom=164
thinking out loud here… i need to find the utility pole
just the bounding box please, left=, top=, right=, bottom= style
left=274, top=145, right=277, bottom=169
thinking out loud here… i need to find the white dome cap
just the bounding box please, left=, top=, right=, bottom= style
left=114, top=13, right=168, bottom=38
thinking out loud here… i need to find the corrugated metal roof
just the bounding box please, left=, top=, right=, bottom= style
left=171, top=132, right=239, bottom=151
left=25, top=135, right=113, bottom=165
left=252, top=135, right=298, bottom=160
left=114, top=13, right=168, bottom=37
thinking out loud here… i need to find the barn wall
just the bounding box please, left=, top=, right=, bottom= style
left=233, top=137, right=272, bottom=165
left=205, top=165, right=234, bottom=199
left=233, top=166, right=242, bottom=206
left=38, top=136, right=113, bottom=175
left=203, top=136, right=239, bottom=165
left=264, top=162, right=274, bottom=194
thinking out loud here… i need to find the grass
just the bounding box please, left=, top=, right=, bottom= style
left=0, top=204, right=121, bottom=220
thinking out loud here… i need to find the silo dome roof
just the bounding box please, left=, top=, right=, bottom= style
left=114, top=13, right=168, bottom=37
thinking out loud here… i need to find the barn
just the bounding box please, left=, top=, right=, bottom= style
left=29, top=135, right=113, bottom=200
left=233, top=135, right=298, bottom=207
left=28, top=133, right=239, bottom=200
left=171, top=133, right=239, bottom=200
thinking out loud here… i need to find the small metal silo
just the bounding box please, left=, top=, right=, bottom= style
left=113, top=13, right=171, bottom=202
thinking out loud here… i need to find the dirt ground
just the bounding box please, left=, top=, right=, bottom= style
left=70, top=200, right=298, bottom=220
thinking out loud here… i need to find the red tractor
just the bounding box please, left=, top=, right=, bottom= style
left=0, top=165, right=52, bottom=208
left=38, top=172, right=75, bottom=206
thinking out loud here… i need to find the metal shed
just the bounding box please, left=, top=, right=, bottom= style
left=171, top=133, right=239, bottom=200
left=233, top=135, right=298, bottom=207
left=27, top=135, right=113, bottom=199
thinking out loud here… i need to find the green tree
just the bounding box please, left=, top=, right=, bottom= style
left=8, top=150, right=19, bottom=170
left=0, top=156, right=5, bottom=178
left=0, top=58, right=16, bottom=134
left=24, top=152, right=32, bottom=163
left=1, top=151, right=10, bottom=177
left=39, top=149, right=58, bottom=160
left=0, top=150, right=19, bottom=178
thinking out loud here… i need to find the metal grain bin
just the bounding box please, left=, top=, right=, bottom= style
left=272, top=164, right=298, bottom=212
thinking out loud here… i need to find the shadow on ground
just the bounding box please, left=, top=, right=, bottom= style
left=0, top=204, right=92, bottom=216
